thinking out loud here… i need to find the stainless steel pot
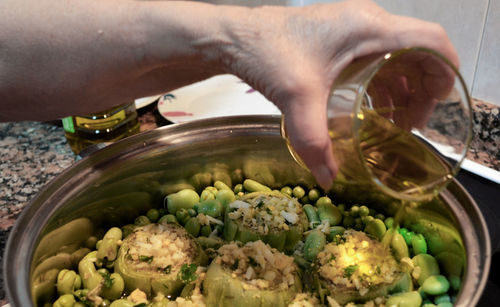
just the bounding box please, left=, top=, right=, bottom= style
left=4, top=115, right=491, bottom=306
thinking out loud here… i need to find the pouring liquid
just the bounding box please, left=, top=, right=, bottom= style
left=329, top=109, right=453, bottom=201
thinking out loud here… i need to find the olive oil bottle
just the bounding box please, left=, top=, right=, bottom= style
left=62, top=102, right=140, bottom=155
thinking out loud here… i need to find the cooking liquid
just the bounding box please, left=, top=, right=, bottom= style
left=62, top=103, right=140, bottom=155
left=329, top=109, right=453, bottom=201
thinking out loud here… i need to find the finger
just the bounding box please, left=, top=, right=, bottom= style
left=280, top=89, right=338, bottom=190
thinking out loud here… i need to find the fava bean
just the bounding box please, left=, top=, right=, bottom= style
left=158, top=214, right=177, bottom=224
left=280, top=186, right=293, bottom=196
left=303, top=204, right=320, bottom=229
left=53, top=294, right=76, bottom=307
left=200, top=225, right=212, bottom=237
left=350, top=205, right=360, bottom=217
left=97, top=227, right=122, bottom=262
left=85, top=236, right=98, bottom=250
left=214, top=180, right=231, bottom=191
left=196, top=199, right=223, bottom=218
left=121, top=224, right=136, bottom=238
left=384, top=217, right=395, bottom=229
left=343, top=216, right=355, bottom=228
left=303, top=229, right=326, bottom=261
left=317, top=203, right=342, bottom=226
left=337, top=204, right=346, bottom=214
left=413, top=254, right=440, bottom=286
left=187, top=208, right=197, bottom=217
left=437, top=303, right=453, bottom=307
left=316, top=196, right=332, bottom=207
left=359, top=205, right=369, bottom=217
left=216, top=189, right=236, bottom=209
left=243, top=179, right=272, bottom=192
left=385, top=291, right=422, bottom=307
left=176, top=209, right=190, bottom=225
left=78, top=251, right=103, bottom=291
left=422, top=304, right=438, bottom=307
left=308, top=188, right=321, bottom=202
left=185, top=217, right=201, bottom=237
left=70, top=248, right=92, bottom=267
left=364, top=218, right=386, bottom=240
left=292, top=186, right=306, bottom=199
left=134, top=215, right=150, bottom=226
left=375, top=213, right=385, bottom=221
left=434, top=294, right=451, bottom=304
left=422, top=275, right=450, bottom=295
left=233, top=183, right=244, bottom=194
left=299, top=195, right=310, bottom=204
left=56, top=269, right=82, bottom=295
left=196, top=236, right=224, bottom=249
left=391, top=232, right=409, bottom=260
left=411, top=233, right=428, bottom=255
left=361, top=215, right=374, bottom=225
left=399, top=228, right=414, bottom=245
left=146, top=208, right=160, bottom=222
left=100, top=273, right=125, bottom=300
left=200, top=189, right=216, bottom=201
left=166, top=189, right=200, bottom=214
left=327, top=226, right=346, bottom=242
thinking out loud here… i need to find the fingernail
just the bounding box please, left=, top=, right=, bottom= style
left=310, top=165, right=333, bottom=190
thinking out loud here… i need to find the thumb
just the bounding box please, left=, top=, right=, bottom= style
left=280, top=89, right=338, bottom=190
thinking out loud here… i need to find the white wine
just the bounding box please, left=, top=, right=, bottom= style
left=62, top=103, right=140, bottom=155
left=329, top=110, right=453, bottom=200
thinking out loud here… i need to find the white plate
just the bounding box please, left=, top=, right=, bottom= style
left=157, top=74, right=281, bottom=123
left=134, top=95, right=160, bottom=109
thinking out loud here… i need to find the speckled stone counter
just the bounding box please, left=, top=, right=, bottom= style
left=0, top=100, right=499, bottom=305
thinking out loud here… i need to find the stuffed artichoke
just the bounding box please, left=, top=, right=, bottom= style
left=224, top=192, right=308, bottom=252
left=203, top=240, right=302, bottom=307
left=315, top=230, right=406, bottom=305
left=114, top=223, right=208, bottom=297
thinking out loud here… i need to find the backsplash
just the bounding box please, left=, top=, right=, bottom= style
left=470, top=98, right=500, bottom=170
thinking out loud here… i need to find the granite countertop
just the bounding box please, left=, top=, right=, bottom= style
left=1, top=100, right=499, bottom=305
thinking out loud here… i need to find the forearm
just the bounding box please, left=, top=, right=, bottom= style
left=0, top=0, right=247, bottom=121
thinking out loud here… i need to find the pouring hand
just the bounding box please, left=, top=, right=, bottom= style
left=217, top=0, right=458, bottom=189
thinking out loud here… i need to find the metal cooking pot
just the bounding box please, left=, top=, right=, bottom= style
left=3, top=115, right=491, bottom=306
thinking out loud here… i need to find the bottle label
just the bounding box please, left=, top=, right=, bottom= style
left=62, top=116, right=75, bottom=133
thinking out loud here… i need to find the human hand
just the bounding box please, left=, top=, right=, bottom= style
left=215, top=0, right=459, bottom=189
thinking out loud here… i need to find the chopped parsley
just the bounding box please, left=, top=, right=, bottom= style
left=98, top=271, right=114, bottom=288
left=161, top=265, right=172, bottom=274
left=343, top=265, right=359, bottom=278
left=231, top=259, right=240, bottom=270
left=179, top=263, right=198, bottom=283
left=266, top=208, right=272, bottom=215
left=139, top=255, right=154, bottom=264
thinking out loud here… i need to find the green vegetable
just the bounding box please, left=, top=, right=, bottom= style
left=223, top=192, right=308, bottom=252
left=303, top=229, right=326, bottom=261
left=184, top=217, right=201, bottom=237
left=292, top=186, right=305, bottom=199
left=97, top=227, right=122, bottom=264
left=196, top=199, right=223, bottom=218
left=166, top=189, right=200, bottom=214
left=307, top=188, right=321, bottom=202
left=243, top=179, right=272, bottom=193
left=109, top=299, right=134, bottom=307
left=391, top=232, right=409, bottom=260
left=385, top=291, right=422, bottom=307
left=146, top=209, right=160, bottom=222
left=411, top=233, right=428, bottom=255
left=114, top=223, right=208, bottom=297
left=56, top=269, right=82, bottom=295
left=303, top=204, right=320, bottom=229
left=233, top=183, right=244, bottom=194
left=343, top=265, right=358, bottom=278
left=364, top=218, right=386, bottom=241
left=280, top=186, right=293, bottom=196
left=316, top=203, right=342, bottom=226
left=134, top=215, right=151, bottom=226
left=413, top=254, right=440, bottom=286
left=179, top=263, right=198, bottom=283
left=53, top=294, right=76, bottom=307
left=421, top=275, right=450, bottom=295
left=326, top=226, right=346, bottom=242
